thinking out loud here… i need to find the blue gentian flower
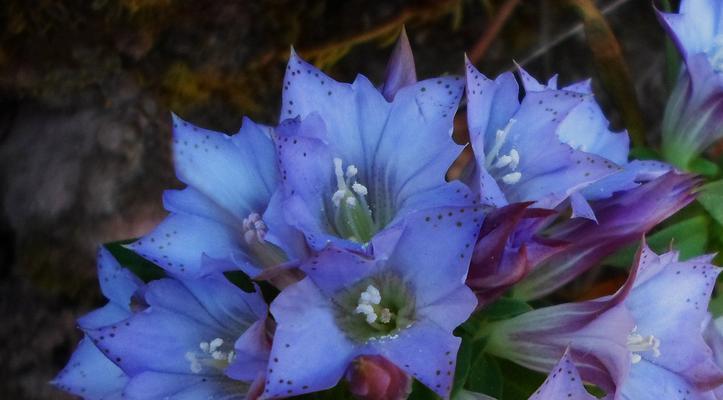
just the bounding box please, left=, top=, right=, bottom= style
left=55, top=248, right=271, bottom=399
left=260, top=204, right=481, bottom=398
left=466, top=59, right=672, bottom=220
left=270, top=48, right=472, bottom=255
left=465, top=59, right=621, bottom=211
left=53, top=247, right=139, bottom=399
left=530, top=349, right=596, bottom=400
left=128, top=114, right=307, bottom=280
left=486, top=242, right=723, bottom=398
left=657, top=0, right=723, bottom=168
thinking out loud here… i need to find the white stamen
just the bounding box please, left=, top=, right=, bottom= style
left=332, top=190, right=346, bottom=206
left=346, top=197, right=358, bottom=207
left=627, top=327, right=661, bottom=364
left=359, top=285, right=381, bottom=304
left=493, top=155, right=513, bottom=169
left=346, top=165, right=358, bottom=178
left=185, top=351, right=202, bottom=373
left=509, top=149, right=520, bottom=169
left=334, top=158, right=347, bottom=190
left=352, top=182, right=368, bottom=196
left=501, top=172, right=522, bottom=185
left=486, top=119, right=517, bottom=168
left=187, top=337, right=233, bottom=374
left=379, top=308, right=392, bottom=324
left=209, top=338, right=224, bottom=352
left=355, top=303, right=378, bottom=324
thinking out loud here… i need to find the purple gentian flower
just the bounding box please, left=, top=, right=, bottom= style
left=58, top=248, right=271, bottom=399
left=515, top=172, right=697, bottom=300
left=261, top=204, right=482, bottom=398
left=486, top=243, right=723, bottom=398
left=270, top=47, right=471, bottom=255
left=128, top=114, right=307, bottom=280
left=657, top=0, right=723, bottom=168
left=529, top=349, right=596, bottom=400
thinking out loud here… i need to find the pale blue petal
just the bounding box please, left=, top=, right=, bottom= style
left=52, top=337, right=128, bottom=400
left=373, top=320, right=461, bottom=399
left=266, top=278, right=356, bottom=398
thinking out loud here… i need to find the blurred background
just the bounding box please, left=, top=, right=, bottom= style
left=0, top=0, right=672, bottom=398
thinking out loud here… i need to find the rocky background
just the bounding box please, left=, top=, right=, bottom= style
left=0, top=0, right=668, bottom=398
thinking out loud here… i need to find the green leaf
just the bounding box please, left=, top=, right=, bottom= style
left=104, top=240, right=165, bottom=282
left=409, top=380, right=440, bottom=400
left=698, top=179, right=723, bottom=226
left=629, top=146, right=659, bottom=160
left=496, top=358, right=545, bottom=400
left=604, top=215, right=710, bottom=268
left=465, top=354, right=503, bottom=398
left=689, top=157, right=720, bottom=177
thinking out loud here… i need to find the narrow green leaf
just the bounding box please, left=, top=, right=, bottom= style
left=604, top=215, right=710, bottom=267
left=698, top=180, right=723, bottom=226
left=689, top=157, right=720, bottom=177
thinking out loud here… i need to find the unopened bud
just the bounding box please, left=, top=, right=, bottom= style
left=346, top=355, right=411, bottom=400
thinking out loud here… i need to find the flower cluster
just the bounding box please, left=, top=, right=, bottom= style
left=54, top=8, right=722, bottom=400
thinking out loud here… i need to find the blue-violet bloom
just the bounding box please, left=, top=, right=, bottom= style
left=261, top=204, right=482, bottom=398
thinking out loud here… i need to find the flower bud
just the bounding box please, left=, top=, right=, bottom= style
left=346, top=355, right=412, bottom=400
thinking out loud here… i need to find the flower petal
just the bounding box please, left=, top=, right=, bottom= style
left=52, top=337, right=128, bottom=400
left=373, top=320, right=461, bottom=399
left=529, top=349, right=596, bottom=400
left=266, top=278, right=356, bottom=397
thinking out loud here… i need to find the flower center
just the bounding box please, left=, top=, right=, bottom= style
left=485, top=119, right=522, bottom=185
left=708, top=35, right=723, bottom=73
left=626, top=327, right=661, bottom=364
left=334, top=273, right=415, bottom=342
left=185, top=337, right=236, bottom=374
left=330, top=158, right=377, bottom=243
left=241, top=212, right=288, bottom=269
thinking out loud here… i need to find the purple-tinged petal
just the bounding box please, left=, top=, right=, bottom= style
left=381, top=27, right=417, bottom=101
left=373, top=320, right=460, bottom=399
left=516, top=172, right=697, bottom=300
left=52, top=337, right=128, bottom=400
left=662, top=54, right=723, bottom=168
left=265, top=278, right=356, bottom=398
left=487, top=253, right=640, bottom=394
left=123, top=371, right=249, bottom=400
left=467, top=202, right=564, bottom=308
left=127, top=213, right=242, bottom=278
left=529, top=349, right=596, bottom=400
left=226, top=320, right=271, bottom=382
